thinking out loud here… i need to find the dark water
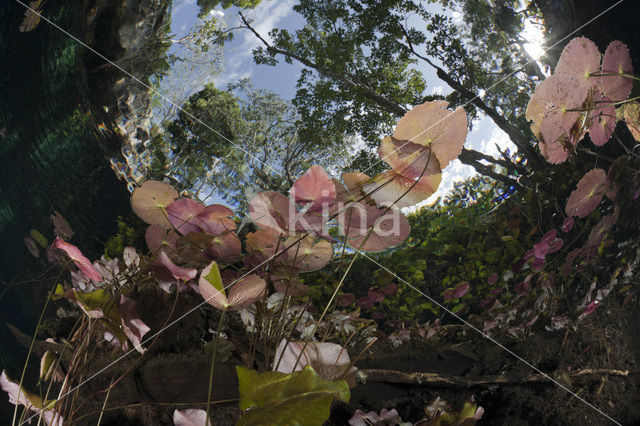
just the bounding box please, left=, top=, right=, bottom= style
left=0, top=1, right=144, bottom=421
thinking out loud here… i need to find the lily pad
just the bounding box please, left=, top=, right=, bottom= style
left=236, top=365, right=349, bottom=426
left=131, top=180, right=178, bottom=228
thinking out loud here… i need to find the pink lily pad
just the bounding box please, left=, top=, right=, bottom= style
left=588, top=95, right=616, bottom=146
left=51, top=211, right=74, bottom=240
left=197, top=204, right=236, bottom=235
left=283, top=234, right=333, bottom=272
left=362, top=170, right=441, bottom=208
left=199, top=262, right=267, bottom=311
left=119, top=294, right=150, bottom=354
left=290, top=165, right=336, bottom=211
left=336, top=293, right=356, bottom=307
left=453, top=282, right=470, bottom=298
left=601, top=40, right=633, bottom=102
left=147, top=250, right=197, bottom=282
left=145, top=225, right=178, bottom=257
left=166, top=198, right=205, bottom=235
left=587, top=214, right=615, bottom=247
left=393, top=101, right=468, bottom=170
left=377, top=136, right=441, bottom=178
left=554, top=37, right=601, bottom=90
left=565, top=168, right=608, bottom=218
left=206, top=231, right=242, bottom=264
left=52, top=237, right=101, bottom=283
left=561, top=216, right=574, bottom=232
left=131, top=180, right=178, bottom=228
left=249, top=191, right=293, bottom=235
left=342, top=204, right=411, bottom=252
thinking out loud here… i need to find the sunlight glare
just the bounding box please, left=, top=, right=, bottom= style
left=522, top=20, right=545, bottom=60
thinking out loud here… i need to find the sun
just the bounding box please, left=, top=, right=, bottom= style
left=522, top=20, right=545, bottom=61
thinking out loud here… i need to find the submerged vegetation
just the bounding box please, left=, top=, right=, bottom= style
left=3, top=0, right=640, bottom=425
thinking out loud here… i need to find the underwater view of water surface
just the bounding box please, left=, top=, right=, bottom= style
left=2, top=0, right=640, bottom=425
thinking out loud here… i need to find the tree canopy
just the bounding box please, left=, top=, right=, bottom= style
left=150, top=81, right=351, bottom=208
left=241, top=0, right=547, bottom=183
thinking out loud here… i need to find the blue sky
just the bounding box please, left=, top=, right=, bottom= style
left=163, top=0, right=527, bottom=206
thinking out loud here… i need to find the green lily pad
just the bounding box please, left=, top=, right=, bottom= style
left=236, top=365, right=350, bottom=426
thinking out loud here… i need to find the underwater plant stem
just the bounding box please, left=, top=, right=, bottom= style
left=206, top=308, right=226, bottom=425
left=12, top=280, right=58, bottom=426
left=291, top=252, right=360, bottom=372
left=96, top=377, right=114, bottom=426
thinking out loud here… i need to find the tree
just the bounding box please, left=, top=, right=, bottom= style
left=149, top=81, right=351, bottom=209
left=240, top=0, right=546, bottom=185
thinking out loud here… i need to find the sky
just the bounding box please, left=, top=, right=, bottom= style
left=162, top=0, right=544, bottom=207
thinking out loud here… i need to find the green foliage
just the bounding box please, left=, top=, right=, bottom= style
left=236, top=365, right=350, bottom=426
left=104, top=217, right=145, bottom=259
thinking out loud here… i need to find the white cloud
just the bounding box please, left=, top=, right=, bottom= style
left=431, top=85, right=444, bottom=95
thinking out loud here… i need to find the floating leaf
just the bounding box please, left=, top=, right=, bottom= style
left=561, top=216, right=574, bottom=232
left=236, top=365, right=349, bottom=426
left=197, top=204, right=236, bottom=235
left=452, top=282, right=470, bottom=298
left=377, top=136, right=441, bottom=178
left=51, top=237, right=101, bottom=282
left=0, top=370, right=63, bottom=426
left=119, top=294, right=150, bottom=354
left=336, top=293, right=355, bottom=307
left=363, top=170, right=441, bottom=209
left=206, top=231, right=242, bottom=264
left=199, top=262, right=266, bottom=311
left=273, top=340, right=358, bottom=387
left=393, top=101, right=468, bottom=170
left=554, top=37, right=601, bottom=89
left=538, top=75, right=588, bottom=155
left=565, top=169, right=608, bottom=218
left=283, top=235, right=333, bottom=272
left=50, top=211, right=74, bottom=240
left=145, top=225, right=179, bottom=256
left=601, top=40, right=633, bottom=102
left=131, top=181, right=178, bottom=228
left=587, top=214, right=615, bottom=247
left=588, top=95, right=616, bottom=146
left=147, top=250, right=197, bottom=282
left=290, top=165, right=336, bottom=212
left=249, top=191, right=293, bottom=235
left=341, top=203, right=411, bottom=252
left=166, top=198, right=205, bottom=235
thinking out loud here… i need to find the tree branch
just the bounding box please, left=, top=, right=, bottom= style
left=357, top=368, right=638, bottom=388
left=240, top=14, right=529, bottom=182
left=458, top=149, right=520, bottom=188
left=240, top=13, right=406, bottom=116
left=397, top=25, right=542, bottom=166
